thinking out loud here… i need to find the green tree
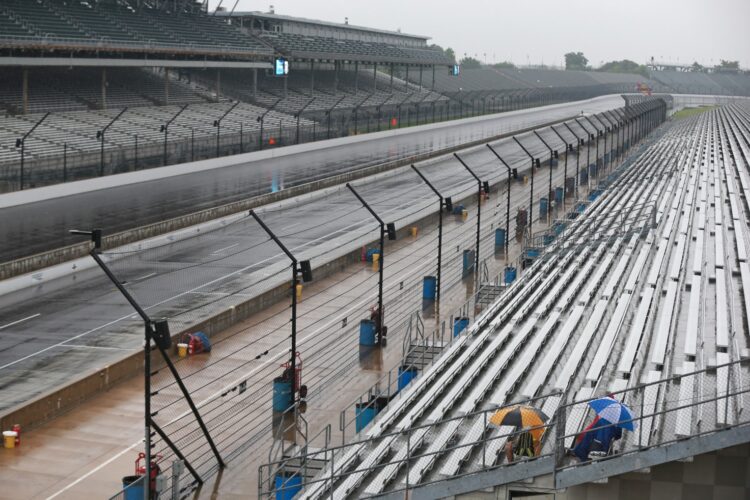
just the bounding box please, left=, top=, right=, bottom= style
left=492, top=61, right=516, bottom=69
left=459, top=56, right=482, bottom=69
left=716, top=59, right=740, bottom=71
left=597, top=59, right=649, bottom=78
left=444, top=47, right=456, bottom=63
left=564, top=52, right=588, bottom=70
left=691, top=61, right=705, bottom=72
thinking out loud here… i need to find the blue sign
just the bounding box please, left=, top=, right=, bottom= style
left=451, top=64, right=460, bottom=76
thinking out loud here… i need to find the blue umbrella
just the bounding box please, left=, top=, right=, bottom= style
left=588, top=397, right=636, bottom=431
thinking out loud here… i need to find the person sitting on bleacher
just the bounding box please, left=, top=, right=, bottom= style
left=570, top=416, right=622, bottom=461
left=505, top=430, right=540, bottom=462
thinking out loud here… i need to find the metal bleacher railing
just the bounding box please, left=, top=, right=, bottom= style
left=336, top=262, right=509, bottom=445
left=259, top=358, right=750, bottom=498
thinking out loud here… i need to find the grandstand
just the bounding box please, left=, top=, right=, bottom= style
left=2, top=3, right=750, bottom=193
left=264, top=101, right=750, bottom=499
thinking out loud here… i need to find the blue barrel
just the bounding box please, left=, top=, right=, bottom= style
left=452, top=204, right=465, bottom=215
left=122, top=476, right=144, bottom=500
left=398, top=365, right=418, bottom=390
left=504, top=266, right=517, bottom=284
left=272, top=377, right=293, bottom=412
left=365, top=248, right=380, bottom=262
left=588, top=190, right=602, bottom=202
left=539, top=198, right=548, bottom=218
left=275, top=473, right=302, bottom=500
left=580, top=169, right=588, bottom=184
left=526, top=248, right=540, bottom=259
left=555, top=187, right=564, bottom=204
left=495, top=228, right=506, bottom=248
left=553, top=222, right=565, bottom=235
left=355, top=403, right=377, bottom=433
left=462, top=249, right=475, bottom=276
left=453, top=317, right=470, bottom=337
left=359, top=319, right=376, bottom=346
left=422, top=276, right=437, bottom=300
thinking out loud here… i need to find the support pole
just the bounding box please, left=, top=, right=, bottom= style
left=486, top=144, right=513, bottom=256
left=513, top=136, right=536, bottom=237
left=550, top=125, right=569, bottom=204
left=97, top=108, right=127, bottom=177
left=69, top=229, right=222, bottom=488
left=346, top=184, right=394, bottom=343
left=161, top=104, right=188, bottom=167
left=533, top=130, right=555, bottom=217
left=214, top=101, right=239, bottom=157
left=16, top=111, right=49, bottom=190
left=101, top=67, right=107, bottom=110
left=164, top=67, right=169, bottom=106
left=249, top=211, right=312, bottom=399
left=453, top=152, right=484, bottom=277
left=22, top=67, right=29, bottom=115
left=563, top=121, right=583, bottom=198
left=411, top=164, right=445, bottom=304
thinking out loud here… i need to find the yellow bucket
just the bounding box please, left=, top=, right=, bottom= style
left=296, top=283, right=303, bottom=299
left=461, top=209, right=468, bottom=221
left=3, top=431, right=17, bottom=449
left=372, top=253, right=380, bottom=270
left=177, top=343, right=188, bottom=358
left=411, top=227, right=418, bottom=237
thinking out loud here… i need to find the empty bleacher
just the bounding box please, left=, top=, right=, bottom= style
left=259, top=101, right=750, bottom=498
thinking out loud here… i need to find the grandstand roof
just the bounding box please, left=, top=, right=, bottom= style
left=218, top=11, right=430, bottom=41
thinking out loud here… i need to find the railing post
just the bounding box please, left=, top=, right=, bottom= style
left=405, top=430, right=411, bottom=492
left=482, top=410, right=487, bottom=469
left=63, top=143, right=67, bottom=182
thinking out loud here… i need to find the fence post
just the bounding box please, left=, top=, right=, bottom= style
left=329, top=449, right=335, bottom=499
left=482, top=410, right=487, bottom=469
left=191, top=128, right=195, bottom=162
left=63, top=143, right=67, bottom=182
left=405, top=431, right=411, bottom=491
left=134, top=135, right=138, bottom=170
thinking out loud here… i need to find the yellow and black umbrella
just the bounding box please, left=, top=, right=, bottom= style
left=489, top=405, right=548, bottom=442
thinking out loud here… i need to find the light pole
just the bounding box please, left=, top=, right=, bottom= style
left=486, top=144, right=516, bottom=255
left=15, top=111, right=49, bottom=190
left=160, top=104, right=188, bottom=166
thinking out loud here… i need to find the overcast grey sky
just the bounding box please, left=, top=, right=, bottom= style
left=212, top=0, right=750, bottom=68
